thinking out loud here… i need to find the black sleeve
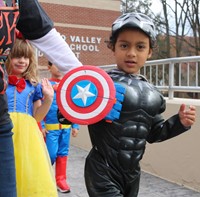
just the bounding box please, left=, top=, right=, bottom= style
left=57, top=109, right=72, bottom=125
left=147, top=114, right=190, bottom=143
left=17, top=0, right=53, bottom=40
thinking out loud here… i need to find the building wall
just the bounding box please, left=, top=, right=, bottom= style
left=39, top=0, right=120, bottom=11
left=38, top=0, right=120, bottom=73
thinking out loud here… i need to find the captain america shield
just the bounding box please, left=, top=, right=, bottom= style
left=56, top=65, right=116, bottom=125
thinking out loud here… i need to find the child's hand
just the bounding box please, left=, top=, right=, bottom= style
left=179, top=104, right=196, bottom=127
left=41, top=78, right=54, bottom=100
left=72, top=128, right=79, bottom=137
left=41, top=128, right=48, bottom=138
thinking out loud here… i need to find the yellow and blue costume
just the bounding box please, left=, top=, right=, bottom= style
left=6, top=78, right=58, bottom=197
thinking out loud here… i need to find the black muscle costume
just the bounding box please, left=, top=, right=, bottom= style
left=56, top=12, right=192, bottom=197
left=84, top=69, right=189, bottom=197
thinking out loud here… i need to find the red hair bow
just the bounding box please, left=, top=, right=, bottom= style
left=15, top=29, right=24, bottom=39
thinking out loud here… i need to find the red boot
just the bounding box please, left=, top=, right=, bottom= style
left=55, top=156, right=70, bottom=193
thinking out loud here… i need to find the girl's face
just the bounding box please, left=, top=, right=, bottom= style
left=10, top=56, right=30, bottom=78
left=114, top=29, right=152, bottom=74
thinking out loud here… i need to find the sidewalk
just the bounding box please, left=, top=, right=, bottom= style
left=58, top=145, right=200, bottom=197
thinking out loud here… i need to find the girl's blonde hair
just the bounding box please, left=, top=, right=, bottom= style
left=6, top=38, right=39, bottom=84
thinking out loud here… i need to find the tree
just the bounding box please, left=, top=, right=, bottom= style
left=120, top=0, right=200, bottom=58
left=120, top=0, right=152, bottom=15
left=183, top=0, right=200, bottom=55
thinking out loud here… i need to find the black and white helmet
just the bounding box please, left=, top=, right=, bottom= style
left=111, top=12, right=156, bottom=47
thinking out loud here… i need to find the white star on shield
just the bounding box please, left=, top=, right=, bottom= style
left=73, top=83, right=95, bottom=106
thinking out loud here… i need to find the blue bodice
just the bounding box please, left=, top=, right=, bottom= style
left=6, top=80, right=42, bottom=116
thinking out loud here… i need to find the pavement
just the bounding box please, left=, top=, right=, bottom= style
left=58, top=145, right=200, bottom=197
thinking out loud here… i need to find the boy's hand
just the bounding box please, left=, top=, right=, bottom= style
left=72, top=128, right=79, bottom=137
left=41, top=128, right=48, bottom=138
left=179, top=104, right=196, bottom=127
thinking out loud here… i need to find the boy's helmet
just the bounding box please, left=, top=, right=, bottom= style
left=111, top=12, right=156, bottom=47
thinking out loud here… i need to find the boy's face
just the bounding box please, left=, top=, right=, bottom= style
left=113, top=29, right=152, bottom=74
left=49, top=64, right=63, bottom=78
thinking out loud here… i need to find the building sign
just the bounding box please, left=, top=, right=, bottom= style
left=69, top=35, right=101, bottom=59
left=38, top=34, right=102, bottom=59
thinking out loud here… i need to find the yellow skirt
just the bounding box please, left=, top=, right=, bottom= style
left=10, top=112, right=58, bottom=197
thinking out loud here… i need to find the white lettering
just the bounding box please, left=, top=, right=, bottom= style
left=88, top=45, right=94, bottom=51
left=75, top=36, right=81, bottom=43
left=82, top=44, right=88, bottom=51
left=69, top=36, right=102, bottom=44
left=91, top=37, right=95, bottom=44
left=69, top=44, right=99, bottom=52
left=38, top=50, right=43, bottom=57
left=94, top=45, right=99, bottom=51
left=96, top=37, right=101, bottom=44
left=61, top=34, right=66, bottom=41
left=81, top=36, right=87, bottom=43
left=74, top=52, right=80, bottom=59
left=70, top=36, right=76, bottom=42
left=81, top=37, right=86, bottom=43
left=70, top=44, right=75, bottom=50
left=76, top=44, right=82, bottom=51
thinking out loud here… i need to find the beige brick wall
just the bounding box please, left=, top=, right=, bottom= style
left=39, top=0, right=120, bottom=11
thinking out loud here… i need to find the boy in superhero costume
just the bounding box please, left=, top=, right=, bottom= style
left=58, top=12, right=196, bottom=197
left=0, top=0, right=81, bottom=196
left=42, top=62, right=79, bottom=193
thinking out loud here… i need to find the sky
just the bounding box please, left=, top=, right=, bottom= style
left=150, top=0, right=193, bottom=36
left=151, top=0, right=184, bottom=14
left=151, top=0, right=162, bottom=13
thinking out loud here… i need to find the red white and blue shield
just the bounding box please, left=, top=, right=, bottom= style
left=56, top=65, right=116, bottom=125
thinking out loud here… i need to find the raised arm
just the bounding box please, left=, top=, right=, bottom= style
left=17, top=0, right=82, bottom=73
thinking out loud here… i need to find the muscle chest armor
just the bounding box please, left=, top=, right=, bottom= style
left=88, top=69, right=166, bottom=172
